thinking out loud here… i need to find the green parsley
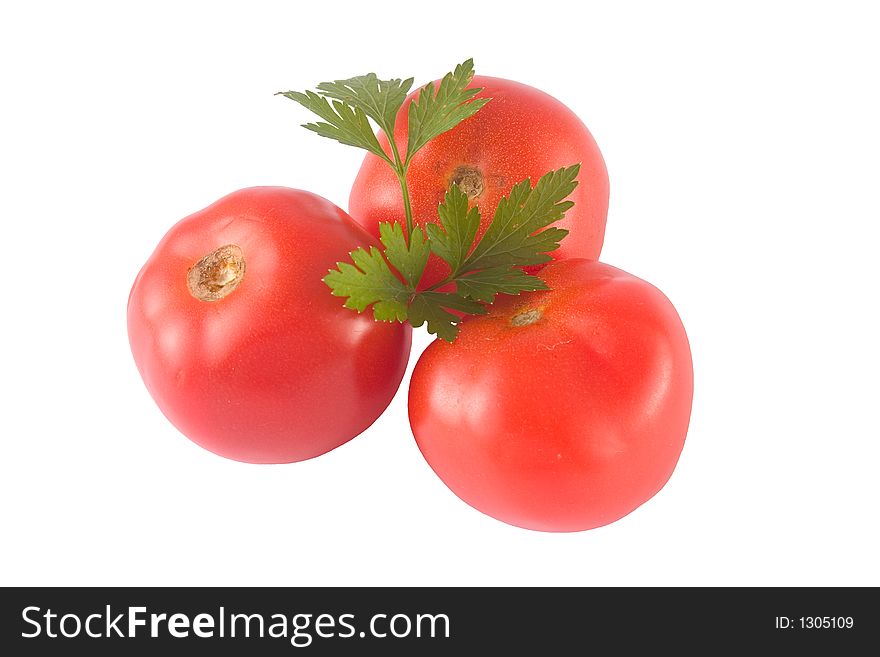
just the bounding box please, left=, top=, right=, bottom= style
left=279, top=60, right=579, bottom=341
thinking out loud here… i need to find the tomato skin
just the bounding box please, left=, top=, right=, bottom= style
left=128, top=187, right=411, bottom=464
left=408, top=259, right=692, bottom=532
left=349, top=76, right=610, bottom=287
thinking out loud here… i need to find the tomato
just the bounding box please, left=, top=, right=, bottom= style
left=408, top=259, right=692, bottom=532
left=349, top=75, right=610, bottom=287
left=128, top=187, right=411, bottom=464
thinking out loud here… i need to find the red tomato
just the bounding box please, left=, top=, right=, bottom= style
left=349, top=75, right=610, bottom=287
left=128, top=187, right=411, bottom=464
left=408, top=259, right=693, bottom=532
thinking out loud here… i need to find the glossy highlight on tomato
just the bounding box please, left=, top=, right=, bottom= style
left=408, top=259, right=693, bottom=532
left=349, top=76, right=610, bottom=287
left=128, top=187, right=412, bottom=464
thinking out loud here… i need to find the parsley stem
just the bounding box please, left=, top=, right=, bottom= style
left=424, top=274, right=456, bottom=292
left=395, top=169, right=415, bottom=241
left=384, top=132, right=416, bottom=243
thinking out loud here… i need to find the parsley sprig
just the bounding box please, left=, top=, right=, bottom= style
left=279, top=60, right=579, bottom=341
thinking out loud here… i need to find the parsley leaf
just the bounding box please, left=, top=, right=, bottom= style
left=424, top=165, right=576, bottom=307
left=315, top=74, right=413, bottom=140
left=380, top=222, right=430, bottom=288
left=408, top=292, right=486, bottom=342
left=424, top=183, right=480, bottom=278
left=277, top=90, right=391, bottom=164
left=280, top=62, right=485, bottom=238
left=455, top=266, right=549, bottom=303
left=323, top=246, right=410, bottom=322
left=463, top=165, right=578, bottom=271
left=406, top=59, right=491, bottom=164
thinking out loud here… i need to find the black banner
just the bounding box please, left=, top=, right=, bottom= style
left=1, top=587, right=874, bottom=654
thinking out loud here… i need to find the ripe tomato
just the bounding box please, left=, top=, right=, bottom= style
left=408, top=259, right=693, bottom=532
left=349, top=76, right=610, bottom=287
left=128, top=187, right=411, bottom=464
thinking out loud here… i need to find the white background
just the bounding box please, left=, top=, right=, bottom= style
left=1, top=1, right=878, bottom=586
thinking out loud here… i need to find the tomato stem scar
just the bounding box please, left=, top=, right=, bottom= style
left=449, top=165, right=484, bottom=199
left=187, top=244, right=246, bottom=302
left=510, top=308, right=543, bottom=326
